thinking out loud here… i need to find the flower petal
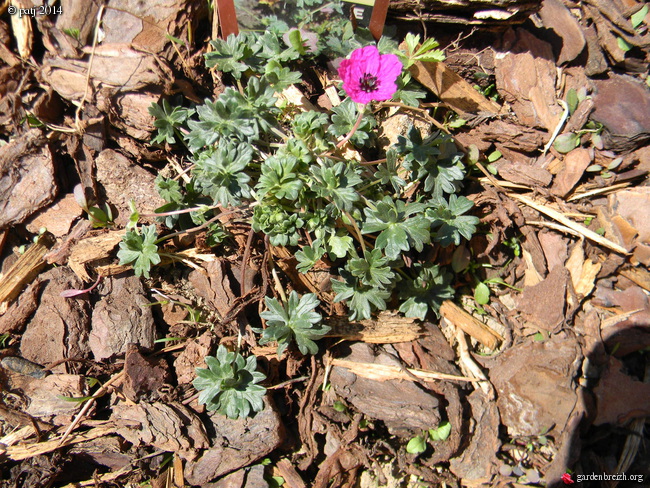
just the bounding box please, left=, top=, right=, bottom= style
left=377, top=53, right=403, bottom=83
left=356, top=45, right=380, bottom=77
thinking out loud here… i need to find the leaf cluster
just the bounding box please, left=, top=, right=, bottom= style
left=193, top=345, right=267, bottom=419
left=258, top=291, right=330, bottom=356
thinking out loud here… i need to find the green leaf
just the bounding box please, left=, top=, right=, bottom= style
left=328, top=234, right=353, bottom=259
left=329, top=98, right=376, bottom=146
left=331, top=270, right=392, bottom=320
left=427, top=194, right=479, bottom=247
left=362, top=197, right=431, bottom=260
left=333, top=400, right=347, bottom=412
left=395, top=127, right=466, bottom=198
left=205, top=33, right=253, bottom=79
left=487, top=150, right=502, bottom=163
left=117, top=225, right=161, bottom=278
left=57, top=395, right=94, bottom=403
left=194, top=345, right=266, bottom=419
left=553, top=132, right=580, bottom=154
left=631, top=4, right=649, bottom=29
left=287, top=28, right=308, bottom=55
left=256, top=154, right=305, bottom=203
left=474, top=282, right=490, bottom=305
left=398, top=263, right=454, bottom=320
left=155, top=175, right=184, bottom=203
left=251, top=205, right=304, bottom=247
left=192, top=140, right=253, bottom=206
left=346, top=249, right=395, bottom=288
left=406, top=435, right=427, bottom=454
left=310, top=159, right=362, bottom=212
left=429, top=421, right=451, bottom=441
left=148, top=100, right=193, bottom=145
left=375, top=149, right=406, bottom=193
left=616, top=36, right=632, bottom=52
left=566, top=88, right=579, bottom=115
left=295, top=242, right=325, bottom=273
left=258, top=291, right=329, bottom=356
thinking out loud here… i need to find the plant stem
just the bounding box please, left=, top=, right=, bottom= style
left=336, top=105, right=366, bottom=149
left=343, top=210, right=366, bottom=254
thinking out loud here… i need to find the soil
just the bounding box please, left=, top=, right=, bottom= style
left=0, top=0, right=649, bottom=487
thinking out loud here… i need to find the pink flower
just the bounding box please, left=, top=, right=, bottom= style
left=338, top=45, right=402, bottom=104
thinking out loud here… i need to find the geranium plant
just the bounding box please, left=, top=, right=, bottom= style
left=119, top=21, right=480, bottom=404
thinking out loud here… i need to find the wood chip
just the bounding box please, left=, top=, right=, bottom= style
left=330, top=358, right=478, bottom=383
left=325, top=311, right=423, bottom=344
left=510, top=193, right=629, bottom=255
left=5, top=425, right=116, bottom=461
left=439, top=300, right=503, bottom=350
left=0, top=231, right=55, bottom=308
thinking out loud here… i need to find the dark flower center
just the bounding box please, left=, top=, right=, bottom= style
left=359, top=73, right=379, bottom=93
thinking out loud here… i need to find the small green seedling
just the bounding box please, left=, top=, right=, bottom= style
left=74, top=184, right=115, bottom=228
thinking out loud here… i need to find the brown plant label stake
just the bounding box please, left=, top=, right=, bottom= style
left=215, top=0, right=239, bottom=39
left=343, top=0, right=389, bottom=41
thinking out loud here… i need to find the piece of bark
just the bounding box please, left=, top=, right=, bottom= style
left=439, top=300, right=502, bottom=350
left=563, top=98, right=595, bottom=134
left=0, top=280, right=42, bottom=334
left=449, top=389, right=500, bottom=482
left=95, top=149, right=165, bottom=226
left=591, top=75, right=650, bottom=152
left=515, top=266, right=572, bottom=333
left=7, top=373, right=88, bottom=424
left=329, top=342, right=441, bottom=436
left=481, top=120, right=546, bottom=152
left=0, top=231, right=54, bottom=309
left=488, top=332, right=581, bottom=437
left=20, top=267, right=91, bottom=373
left=122, top=343, right=170, bottom=403
left=583, top=23, right=609, bottom=76
left=40, top=45, right=172, bottom=103
left=89, top=275, right=156, bottom=360
left=538, top=230, right=569, bottom=272
left=537, top=0, right=586, bottom=64
left=0, top=129, right=57, bottom=229
left=25, top=193, right=83, bottom=238
left=184, top=400, right=285, bottom=485
left=174, top=332, right=214, bottom=384
left=110, top=91, right=159, bottom=141
left=68, top=436, right=133, bottom=471
left=98, top=0, right=206, bottom=57
left=410, top=60, right=501, bottom=118
left=551, top=148, right=593, bottom=197
left=206, top=465, right=268, bottom=488
left=325, top=311, right=424, bottom=343
left=188, top=259, right=239, bottom=319
left=495, top=28, right=561, bottom=132
left=67, top=229, right=125, bottom=282
left=112, top=401, right=209, bottom=457
left=275, top=458, right=306, bottom=488
left=493, top=160, right=553, bottom=187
